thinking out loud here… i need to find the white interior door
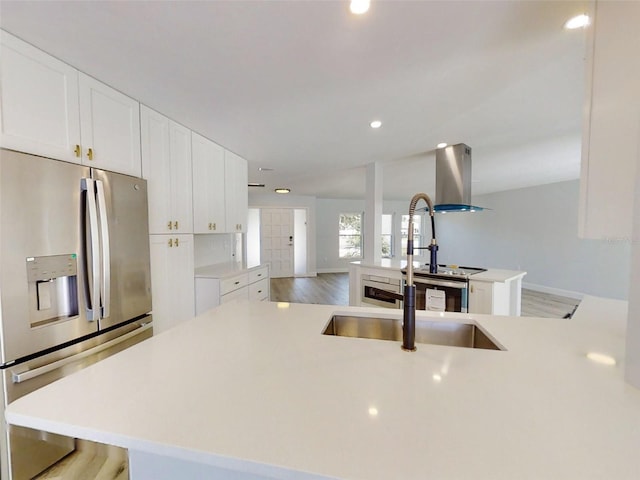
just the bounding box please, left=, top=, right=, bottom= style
left=260, top=208, right=294, bottom=278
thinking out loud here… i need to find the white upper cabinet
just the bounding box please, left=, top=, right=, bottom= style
left=78, top=73, right=141, bottom=177
left=0, top=32, right=142, bottom=177
left=141, top=106, right=193, bottom=234
left=579, top=1, right=640, bottom=239
left=224, top=149, right=248, bottom=233
left=192, top=132, right=226, bottom=233
left=0, top=31, right=81, bottom=163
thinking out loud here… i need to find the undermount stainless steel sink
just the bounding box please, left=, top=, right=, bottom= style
left=323, top=315, right=503, bottom=350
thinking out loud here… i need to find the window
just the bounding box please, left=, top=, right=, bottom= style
left=339, top=213, right=362, bottom=258
left=381, top=214, right=393, bottom=258
left=401, top=213, right=424, bottom=257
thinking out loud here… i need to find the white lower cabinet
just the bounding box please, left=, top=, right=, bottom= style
left=149, top=234, right=195, bottom=334
left=195, top=265, right=270, bottom=314
left=469, top=279, right=516, bottom=316
left=469, top=281, right=494, bottom=315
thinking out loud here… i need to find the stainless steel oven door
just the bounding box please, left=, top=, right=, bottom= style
left=411, top=276, right=469, bottom=313
left=361, top=275, right=402, bottom=309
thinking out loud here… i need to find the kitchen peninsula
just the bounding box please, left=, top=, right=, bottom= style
left=350, top=260, right=527, bottom=315
left=6, top=297, right=640, bottom=479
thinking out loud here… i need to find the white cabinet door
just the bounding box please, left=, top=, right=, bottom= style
left=169, top=121, right=193, bottom=233
left=469, top=281, right=493, bottom=315
left=0, top=31, right=81, bottom=163
left=192, top=132, right=225, bottom=233
left=224, top=150, right=248, bottom=233
left=141, top=107, right=171, bottom=233
left=149, top=234, right=195, bottom=334
left=141, top=106, right=193, bottom=234
left=579, top=1, right=640, bottom=239
left=78, top=72, right=141, bottom=176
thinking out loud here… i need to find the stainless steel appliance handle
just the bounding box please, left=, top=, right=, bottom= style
left=11, top=323, right=152, bottom=384
left=81, top=178, right=100, bottom=321
left=95, top=180, right=110, bottom=319
left=411, top=277, right=467, bottom=290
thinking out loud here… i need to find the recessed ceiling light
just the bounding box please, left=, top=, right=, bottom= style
left=370, top=120, right=382, bottom=129
left=350, top=0, right=370, bottom=15
left=258, top=167, right=274, bottom=172
left=436, top=142, right=448, bottom=149
left=275, top=188, right=290, bottom=194
left=564, top=14, right=590, bottom=30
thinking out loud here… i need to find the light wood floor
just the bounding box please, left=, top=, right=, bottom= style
left=34, top=440, right=128, bottom=480
left=270, top=273, right=350, bottom=305
left=271, top=273, right=581, bottom=319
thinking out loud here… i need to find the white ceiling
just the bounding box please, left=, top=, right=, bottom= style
left=0, top=0, right=589, bottom=200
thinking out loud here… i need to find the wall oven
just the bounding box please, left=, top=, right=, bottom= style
left=361, top=274, right=402, bottom=309
left=402, top=265, right=486, bottom=313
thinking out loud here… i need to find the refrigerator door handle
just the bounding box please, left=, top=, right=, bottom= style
left=81, top=178, right=100, bottom=321
left=96, top=180, right=110, bottom=319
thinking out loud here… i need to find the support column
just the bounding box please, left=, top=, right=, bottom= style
left=363, top=162, right=382, bottom=263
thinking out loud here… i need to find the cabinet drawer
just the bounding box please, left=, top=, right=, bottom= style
left=220, top=286, right=248, bottom=304
left=249, top=278, right=269, bottom=301
left=249, top=266, right=269, bottom=284
left=220, top=273, right=248, bottom=295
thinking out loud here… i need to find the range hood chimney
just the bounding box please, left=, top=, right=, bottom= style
left=434, top=143, right=483, bottom=212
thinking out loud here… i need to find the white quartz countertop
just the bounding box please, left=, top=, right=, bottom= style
left=6, top=297, right=640, bottom=479
left=352, top=260, right=526, bottom=282
left=194, top=261, right=265, bottom=279
left=471, top=268, right=527, bottom=282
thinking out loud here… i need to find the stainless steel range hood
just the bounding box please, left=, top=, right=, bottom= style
left=434, top=143, right=484, bottom=212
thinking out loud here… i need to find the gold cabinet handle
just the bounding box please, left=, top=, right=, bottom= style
left=470, top=284, right=474, bottom=293
left=175, top=238, right=179, bottom=247
left=174, top=221, right=178, bottom=230
left=208, top=222, right=216, bottom=231
left=168, top=238, right=173, bottom=247
left=74, top=145, right=81, bottom=157
left=87, top=148, right=94, bottom=160
left=168, top=221, right=173, bottom=230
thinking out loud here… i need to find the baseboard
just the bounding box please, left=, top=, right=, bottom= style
left=316, top=268, right=349, bottom=274
left=522, top=282, right=584, bottom=300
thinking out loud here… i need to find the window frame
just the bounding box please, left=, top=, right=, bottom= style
left=338, top=212, right=363, bottom=259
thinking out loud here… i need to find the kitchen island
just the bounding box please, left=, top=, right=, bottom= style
left=349, top=260, right=526, bottom=315
left=5, top=297, right=640, bottom=479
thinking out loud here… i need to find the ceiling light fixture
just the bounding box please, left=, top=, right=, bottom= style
left=258, top=167, right=274, bottom=172
left=350, top=0, right=370, bottom=15
left=248, top=183, right=265, bottom=187
left=275, top=188, right=290, bottom=194
left=436, top=142, right=448, bottom=149
left=370, top=120, right=382, bottom=129
left=564, top=14, right=590, bottom=30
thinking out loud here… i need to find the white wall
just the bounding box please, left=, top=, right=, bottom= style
left=437, top=180, right=631, bottom=299
left=314, top=182, right=630, bottom=299
left=248, top=192, right=317, bottom=275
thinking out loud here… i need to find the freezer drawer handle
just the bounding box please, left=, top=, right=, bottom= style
left=11, top=323, right=152, bottom=384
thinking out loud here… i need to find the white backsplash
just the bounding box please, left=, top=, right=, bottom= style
left=194, top=233, right=242, bottom=268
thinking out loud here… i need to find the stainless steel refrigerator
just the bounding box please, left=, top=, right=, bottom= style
left=0, top=149, right=153, bottom=479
